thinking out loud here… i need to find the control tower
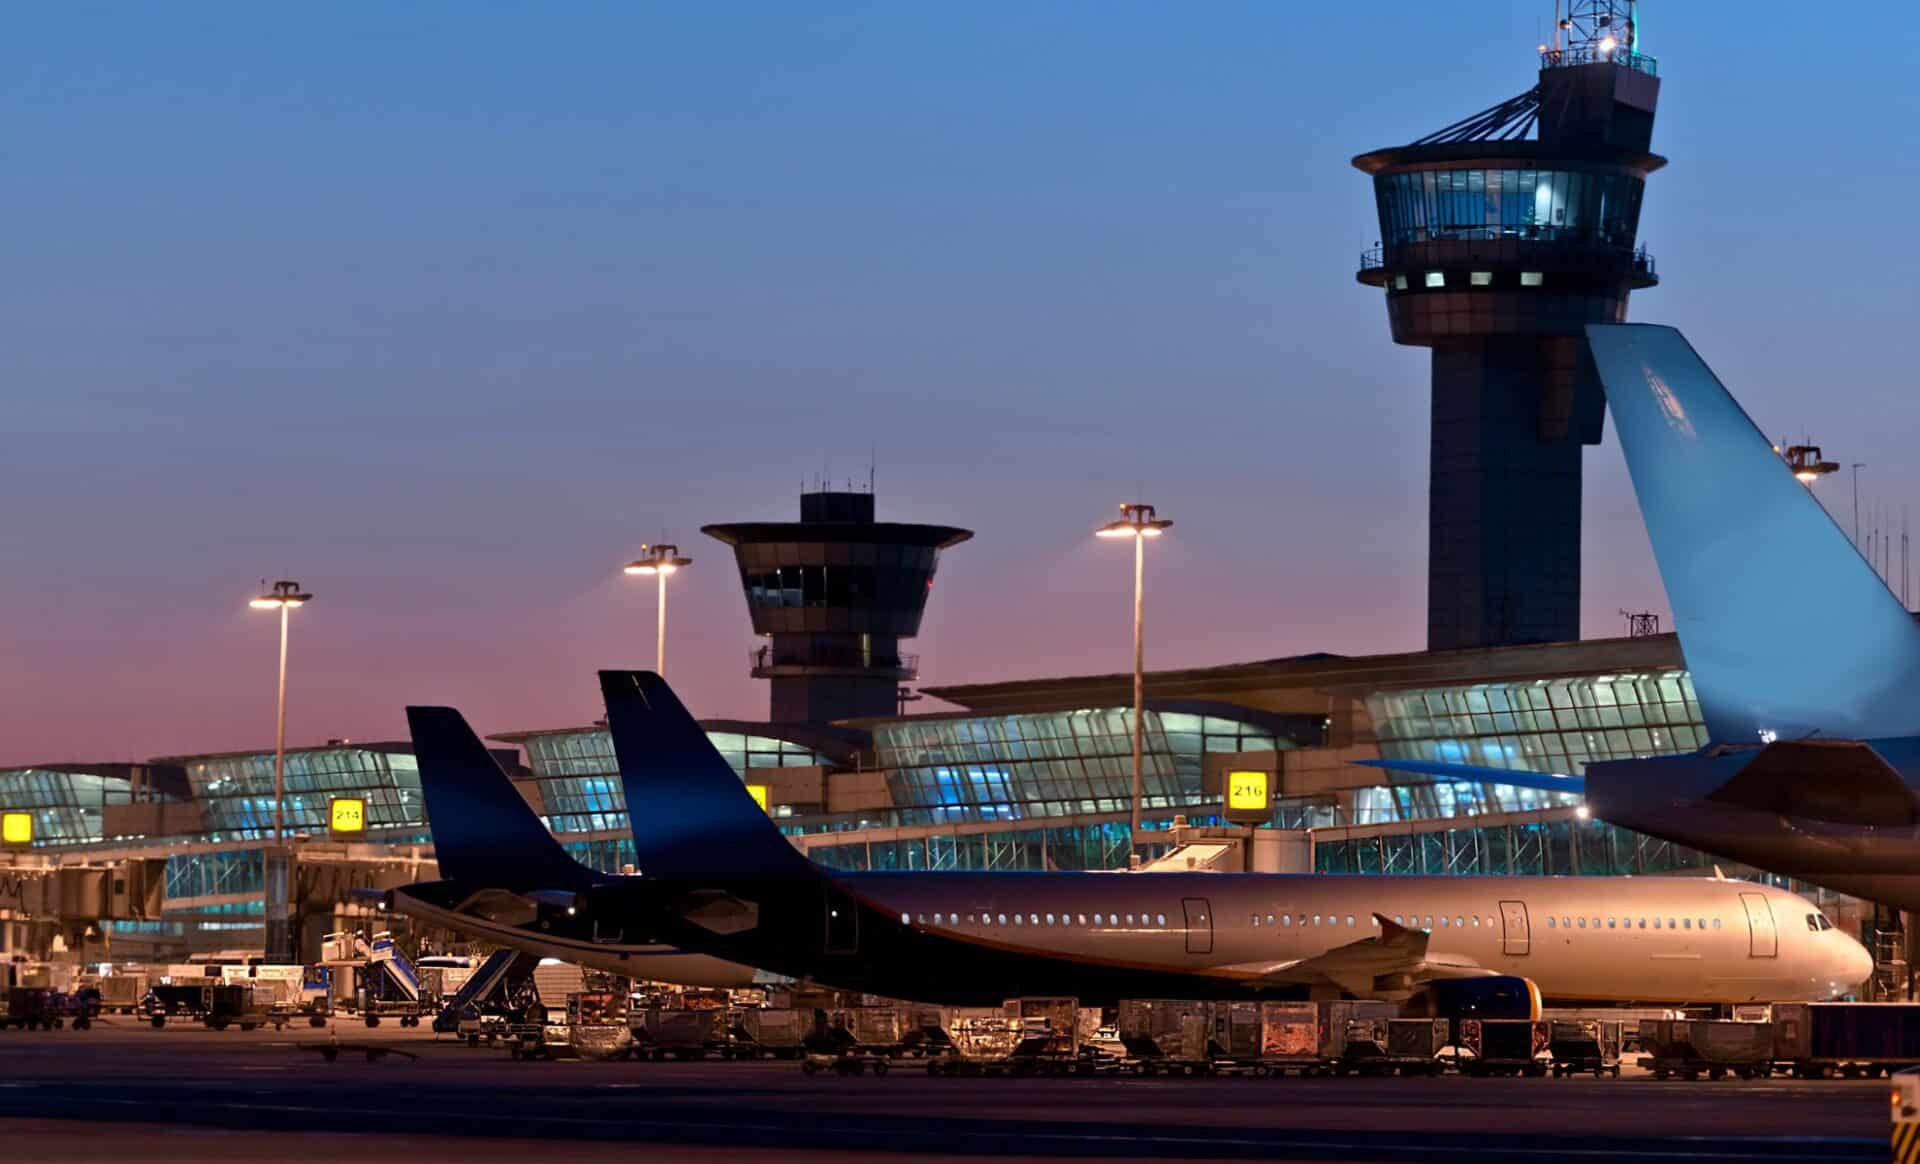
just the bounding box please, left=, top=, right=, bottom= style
left=705, top=490, right=972, bottom=723
left=1355, top=1, right=1663, bottom=650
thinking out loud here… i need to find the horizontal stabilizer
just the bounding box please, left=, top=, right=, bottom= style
left=1354, top=759, right=1586, bottom=796
left=1708, top=740, right=1919, bottom=827
left=1588, top=324, right=1920, bottom=742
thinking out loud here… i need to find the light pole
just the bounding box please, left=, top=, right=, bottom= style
left=1853, top=463, right=1867, bottom=548
left=624, top=544, right=692, bottom=675
left=1096, top=503, right=1172, bottom=856
left=248, top=580, right=312, bottom=843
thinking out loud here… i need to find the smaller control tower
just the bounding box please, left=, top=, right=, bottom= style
left=705, top=490, right=972, bottom=724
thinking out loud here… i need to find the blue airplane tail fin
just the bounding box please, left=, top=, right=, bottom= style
left=1587, top=324, right=1920, bottom=742
left=598, top=670, right=814, bottom=880
left=406, top=706, right=594, bottom=892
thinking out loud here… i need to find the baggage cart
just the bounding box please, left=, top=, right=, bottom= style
left=89, top=973, right=148, bottom=1015
left=145, top=983, right=214, bottom=1028
left=1638, top=1019, right=1772, bottom=1080
left=1548, top=1018, right=1622, bottom=1078
left=845, top=1005, right=909, bottom=1056
left=1456, top=1018, right=1550, bottom=1077
left=922, top=1010, right=1019, bottom=1077
left=566, top=988, right=633, bottom=1061
left=1, top=987, right=85, bottom=1031
left=1773, top=1002, right=1920, bottom=1079
left=204, top=983, right=278, bottom=1031
left=1329, top=1016, right=1447, bottom=1076
left=1116, top=999, right=1211, bottom=1075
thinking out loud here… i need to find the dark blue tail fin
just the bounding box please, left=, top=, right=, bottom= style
left=1588, top=324, right=1920, bottom=743
left=597, top=670, right=814, bottom=880
left=406, top=706, right=595, bottom=892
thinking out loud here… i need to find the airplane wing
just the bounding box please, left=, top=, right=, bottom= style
left=1352, top=758, right=1587, bottom=796
left=1218, top=914, right=1496, bottom=998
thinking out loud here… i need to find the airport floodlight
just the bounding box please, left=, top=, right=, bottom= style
left=1096, top=503, right=1173, bottom=852
left=248, top=579, right=313, bottom=844
left=623, top=543, right=692, bottom=675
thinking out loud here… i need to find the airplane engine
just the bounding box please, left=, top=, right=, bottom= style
left=1405, top=975, right=1542, bottom=1021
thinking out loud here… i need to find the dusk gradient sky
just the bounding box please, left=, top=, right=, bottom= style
left=6, top=2, right=1916, bottom=761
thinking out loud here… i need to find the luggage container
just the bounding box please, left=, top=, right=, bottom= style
left=922, top=1010, right=1019, bottom=1077
left=845, top=1005, right=909, bottom=1054
left=566, top=988, right=633, bottom=1061
left=1117, top=999, right=1210, bottom=1075
left=1773, top=1002, right=1920, bottom=1079
left=1, top=987, right=85, bottom=1031
left=1638, top=1019, right=1772, bottom=1080
left=203, top=984, right=277, bottom=1031
left=1456, top=1018, right=1549, bottom=1077
left=145, top=983, right=215, bottom=1027
left=731, top=1008, right=807, bottom=1059
left=1548, top=1018, right=1622, bottom=1078
left=89, top=973, right=148, bottom=1015
left=636, top=1005, right=727, bottom=1061
left=1328, top=1015, right=1447, bottom=1076
left=1257, top=1001, right=1321, bottom=1075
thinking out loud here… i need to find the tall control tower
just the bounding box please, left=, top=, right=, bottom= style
left=1355, top=1, right=1662, bottom=650
left=705, top=490, right=972, bottom=723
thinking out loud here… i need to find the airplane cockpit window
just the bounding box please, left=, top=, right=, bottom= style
left=1805, top=914, right=1819, bottom=932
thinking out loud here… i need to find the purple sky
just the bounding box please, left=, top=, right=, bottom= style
left=5, top=2, right=1916, bottom=762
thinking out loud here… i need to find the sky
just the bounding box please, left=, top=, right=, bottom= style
left=4, top=2, right=1916, bottom=761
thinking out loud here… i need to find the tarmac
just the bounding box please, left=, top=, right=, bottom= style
left=0, top=1019, right=1893, bottom=1162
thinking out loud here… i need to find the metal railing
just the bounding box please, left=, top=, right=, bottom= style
left=1359, top=238, right=1657, bottom=279
left=750, top=644, right=919, bottom=678
left=1540, top=44, right=1658, bottom=77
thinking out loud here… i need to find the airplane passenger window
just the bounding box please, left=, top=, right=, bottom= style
left=903, top=913, right=913, bottom=925
left=1607, top=918, right=1616, bottom=929
left=1424, top=916, right=1434, bottom=928
left=998, top=914, right=1007, bottom=926
left=1592, top=918, right=1600, bottom=929
left=1030, top=914, right=1040, bottom=926
left=1078, top=914, right=1088, bottom=926
left=1126, top=914, right=1135, bottom=926
left=1455, top=916, right=1465, bottom=928
left=1394, top=915, right=1404, bottom=925
left=1561, top=916, right=1571, bottom=928
left=1667, top=917, right=1677, bottom=930
left=1652, top=918, right=1661, bottom=929
left=1157, top=913, right=1167, bottom=926
left=1438, top=916, right=1449, bottom=927
left=1805, top=914, right=1819, bottom=932
left=1013, top=914, right=1023, bottom=926
left=933, top=913, right=943, bottom=925
left=1576, top=918, right=1585, bottom=929
left=1712, top=918, right=1721, bottom=929
left=1282, top=915, right=1292, bottom=927
left=1046, top=914, right=1055, bottom=926
left=1471, top=916, right=1480, bottom=927
left=1637, top=918, right=1645, bottom=929
left=1681, top=918, right=1690, bottom=930
left=1266, top=914, right=1276, bottom=926
left=1251, top=914, right=1260, bottom=927
left=1546, top=917, right=1556, bottom=929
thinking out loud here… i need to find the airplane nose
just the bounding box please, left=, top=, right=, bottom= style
left=1844, top=937, right=1874, bottom=989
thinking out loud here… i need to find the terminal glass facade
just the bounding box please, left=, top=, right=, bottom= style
left=871, top=709, right=1291, bottom=825
left=1374, top=168, right=1645, bottom=250
left=519, top=728, right=835, bottom=837
left=0, top=767, right=136, bottom=846
left=1366, top=671, right=1705, bottom=778
left=180, top=746, right=426, bottom=839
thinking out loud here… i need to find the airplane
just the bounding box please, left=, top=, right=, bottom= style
left=1362, top=323, right=1920, bottom=913
left=384, top=705, right=760, bottom=989
left=559, top=668, right=1869, bottom=1010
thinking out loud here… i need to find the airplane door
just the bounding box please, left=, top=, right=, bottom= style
left=824, top=886, right=859, bottom=955
left=1498, top=900, right=1530, bottom=956
left=1740, top=892, right=1778, bottom=958
left=1182, top=898, right=1213, bottom=955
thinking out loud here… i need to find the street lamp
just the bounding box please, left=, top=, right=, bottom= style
left=623, top=543, right=693, bottom=675
left=248, top=580, right=312, bottom=843
left=1095, top=503, right=1172, bottom=855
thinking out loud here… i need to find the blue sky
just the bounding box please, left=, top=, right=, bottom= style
left=4, top=2, right=1915, bottom=758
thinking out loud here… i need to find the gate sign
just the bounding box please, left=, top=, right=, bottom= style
left=1, top=811, right=31, bottom=846
left=329, top=797, right=366, bottom=837
left=1225, top=770, right=1270, bottom=823
left=746, top=784, right=770, bottom=814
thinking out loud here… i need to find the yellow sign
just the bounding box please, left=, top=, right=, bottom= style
left=1, top=812, right=31, bottom=845
left=329, top=797, right=366, bottom=835
left=746, top=784, right=770, bottom=813
left=1227, top=771, right=1270, bottom=813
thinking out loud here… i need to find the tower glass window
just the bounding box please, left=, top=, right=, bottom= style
left=1374, top=168, right=1644, bottom=250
